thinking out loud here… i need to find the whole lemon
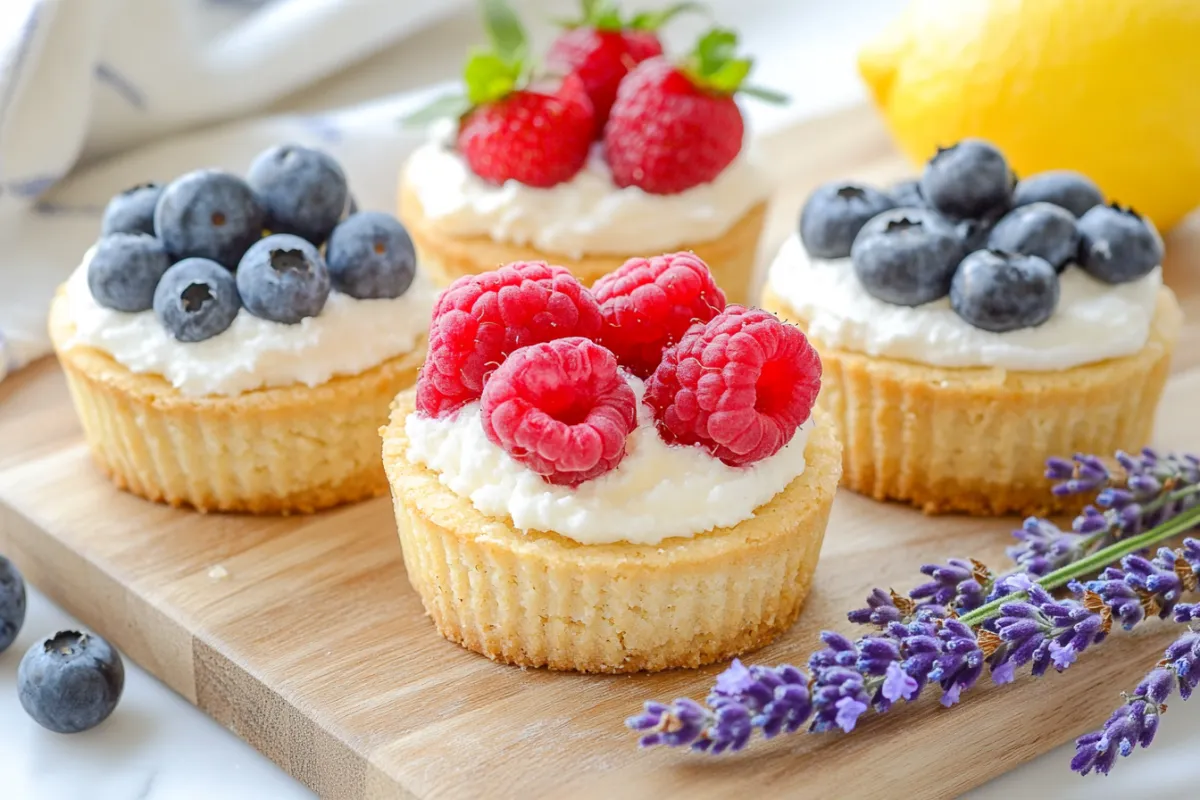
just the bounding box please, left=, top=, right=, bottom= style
left=859, top=0, right=1200, bottom=231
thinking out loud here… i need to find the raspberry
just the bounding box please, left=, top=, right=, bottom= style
left=458, top=74, right=595, bottom=189
left=545, top=27, right=663, bottom=133
left=645, top=306, right=822, bottom=466
left=603, top=57, right=744, bottom=195
left=592, top=252, right=726, bottom=378
left=482, top=338, right=637, bottom=486
left=416, top=262, right=603, bottom=417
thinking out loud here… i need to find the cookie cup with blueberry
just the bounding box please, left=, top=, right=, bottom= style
left=381, top=258, right=839, bottom=672
left=763, top=141, right=1182, bottom=516
left=50, top=155, right=435, bottom=513
left=399, top=23, right=773, bottom=304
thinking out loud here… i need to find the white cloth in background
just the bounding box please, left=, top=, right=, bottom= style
left=0, top=0, right=466, bottom=380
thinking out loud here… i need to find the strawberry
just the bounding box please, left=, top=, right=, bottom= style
left=405, top=0, right=595, bottom=188
left=603, top=29, right=784, bottom=195
left=545, top=2, right=698, bottom=133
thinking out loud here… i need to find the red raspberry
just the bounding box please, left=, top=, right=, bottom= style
left=416, top=262, right=603, bottom=417
left=592, top=252, right=726, bottom=378
left=645, top=306, right=822, bottom=466
left=482, top=337, right=637, bottom=486
left=459, top=73, right=595, bottom=188
left=603, top=57, right=744, bottom=194
left=546, top=27, right=663, bottom=133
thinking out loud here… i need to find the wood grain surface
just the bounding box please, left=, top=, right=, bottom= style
left=2, top=108, right=1199, bottom=800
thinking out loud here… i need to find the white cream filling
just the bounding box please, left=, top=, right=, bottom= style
left=63, top=251, right=436, bottom=397
left=767, top=234, right=1161, bottom=371
left=404, top=376, right=814, bottom=546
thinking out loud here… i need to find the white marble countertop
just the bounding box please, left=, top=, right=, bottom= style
left=4, top=1, right=1200, bottom=798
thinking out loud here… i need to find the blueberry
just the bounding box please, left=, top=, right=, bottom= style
left=888, top=178, right=926, bottom=208
left=247, top=145, right=349, bottom=245
left=850, top=208, right=965, bottom=306
left=18, top=631, right=124, bottom=734
left=101, top=183, right=164, bottom=236
left=154, top=170, right=265, bottom=270
left=0, top=555, right=26, bottom=654
left=988, top=202, right=1080, bottom=272
left=236, top=234, right=331, bottom=323
left=154, top=259, right=242, bottom=342
left=950, top=250, right=1060, bottom=332
left=1013, top=170, right=1104, bottom=218
left=325, top=212, right=417, bottom=299
left=799, top=181, right=897, bottom=259
left=1077, top=204, right=1163, bottom=284
left=921, top=139, right=1015, bottom=220
left=950, top=213, right=1001, bottom=252
left=87, top=233, right=171, bottom=312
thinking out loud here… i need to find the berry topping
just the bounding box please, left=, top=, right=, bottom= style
left=592, top=251, right=726, bottom=378
left=645, top=306, right=821, bottom=467
left=799, top=181, right=898, bottom=259
left=850, top=208, right=965, bottom=306
left=417, top=261, right=603, bottom=418
left=247, top=144, right=349, bottom=245
left=1013, top=170, right=1104, bottom=218
left=988, top=202, right=1080, bottom=272
left=888, top=178, right=926, bottom=208
left=87, top=233, right=171, bottom=312
left=101, top=182, right=164, bottom=237
left=950, top=250, right=1060, bottom=332
left=546, top=1, right=695, bottom=131
left=18, top=631, right=124, bottom=734
left=325, top=212, right=417, bottom=299
left=481, top=337, right=636, bottom=486
left=920, top=139, right=1015, bottom=221
left=950, top=213, right=1001, bottom=253
left=604, top=28, right=778, bottom=194
left=0, top=555, right=25, bottom=654
left=235, top=234, right=331, bottom=324
left=153, top=258, right=241, bottom=342
left=1077, top=203, right=1163, bottom=284
left=154, top=169, right=265, bottom=270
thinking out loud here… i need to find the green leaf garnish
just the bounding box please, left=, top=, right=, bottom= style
left=400, top=93, right=474, bottom=128
left=463, top=50, right=524, bottom=105
left=628, top=2, right=708, bottom=31
left=739, top=83, right=789, bottom=105
left=563, top=0, right=705, bottom=31
left=479, top=0, right=528, bottom=62
left=681, top=27, right=787, bottom=102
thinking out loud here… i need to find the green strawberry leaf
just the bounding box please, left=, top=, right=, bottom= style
left=400, top=93, right=474, bottom=128
left=479, top=0, right=528, bottom=62
left=463, top=50, right=524, bottom=105
left=628, top=2, right=708, bottom=31
left=739, top=83, right=790, bottom=105
left=681, top=27, right=786, bottom=102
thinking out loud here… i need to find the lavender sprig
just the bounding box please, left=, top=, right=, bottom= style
left=628, top=449, right=1200, bottom=778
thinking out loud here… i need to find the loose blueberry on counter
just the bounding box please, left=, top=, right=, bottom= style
left=850, top=208, right=965, bottom=306
left=950, top=250, right=1060, bottom=332
left=154, top=258, right=242, bottom=342
left=1013, top=170, right=1104, bottom=218
left=1077, top=204, right=1164, bottom=284
left=888, top=178, right=926, bottom=208
left=799, top=181, right=897, bottom=258
left=236, top=233, right=331, bottom=324
left=100, top=182, right=164, bottom=236
left=87, top=233, right=171, bottom=312
left=921, top=139, right=1015, bottom=220
left=247, top=144, right=349, bottom=246
left=988, top=202, right=1080, bottom=272
left=18, top=631, right=125, bottom=734
left=0, top=555, right=26, bottom=654
left=326, top=212, right=417, bottom=299
left=154, top=169, right=265, bottom=270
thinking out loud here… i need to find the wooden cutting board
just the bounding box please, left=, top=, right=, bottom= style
left=3, top=107, right=1200, bottom=800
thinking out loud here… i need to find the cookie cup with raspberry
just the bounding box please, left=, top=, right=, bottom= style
left=399, top=21, right=773, bottom=304
left=382, top=260, right=838, bottom=673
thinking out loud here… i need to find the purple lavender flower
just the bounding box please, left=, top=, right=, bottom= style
left=881, top=661, right=918, bottom=702
left=1088, top=547, right=1196, bottom=629
left=808, top=631, right=858, bottom=671
left=707, top=660, right=813, bottom=739
left=911, top=559, right=989, bottom=611
left=1008, top=518, right=1094, bottom=577
left=1073, top=631, right=1200, bottom=775
left=810, top=667, right=871, bottom=733
left=628, top=699, right=710, bottom=749
left=992, top=586, right=1109, bottom=676
left=848, top=588, right=907, bottom=627
left=1048, top=454, right=1111, bottom=496
left=928, top=619, right=985, bottom=706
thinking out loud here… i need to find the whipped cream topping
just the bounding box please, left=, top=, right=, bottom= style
left=767, top=234, right=1162, bottom=371
left=405, top=376, right=814, bottom=546
left=63, top=251, right=436, bottom=397
left=403, top=122, right=772, bottom=259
